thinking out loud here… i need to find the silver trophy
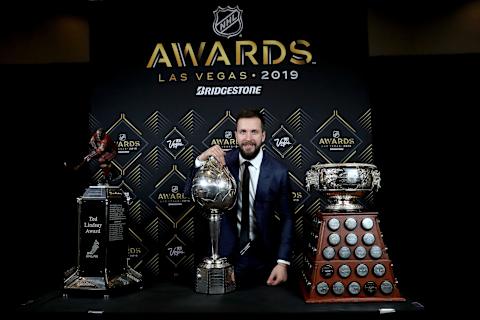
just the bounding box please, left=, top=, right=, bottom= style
left=191, top=156, right=237, bottom=294
left=305, top=163, right=381, bottom=212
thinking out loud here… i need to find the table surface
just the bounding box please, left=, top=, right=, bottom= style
left=17, top=281, right=425, bottom=319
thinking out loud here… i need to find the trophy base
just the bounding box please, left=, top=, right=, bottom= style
left=64, top=266, right=143, bottom=293
left=195, top=257, right=236, bottom=294
left=301, top=211, right=405, bottom=303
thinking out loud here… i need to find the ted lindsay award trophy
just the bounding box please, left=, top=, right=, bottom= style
left=191, top=156, right=237, bottom=294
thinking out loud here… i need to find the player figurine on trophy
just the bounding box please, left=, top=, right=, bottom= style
left=191, top=156, right=237, bottom=294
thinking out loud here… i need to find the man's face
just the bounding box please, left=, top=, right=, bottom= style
left=235, top=117, right=265, bottom=160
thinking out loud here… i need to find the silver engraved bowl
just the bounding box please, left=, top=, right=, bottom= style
left=305, top=163, right=381, bottom=212
left=191, top=156, right=237, bottom=213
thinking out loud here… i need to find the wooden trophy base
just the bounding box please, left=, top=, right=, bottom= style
left=300, top=211, right=405, bottom=303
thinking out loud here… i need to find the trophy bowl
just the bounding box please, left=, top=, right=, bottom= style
left=305, top=163, right=381, bottom=212
left=191, top=156, right=237, bottom=294
left=191, top=156, right=237, bottom=213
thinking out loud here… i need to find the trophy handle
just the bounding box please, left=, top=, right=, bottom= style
left=209, top=209, right=221, bottom=260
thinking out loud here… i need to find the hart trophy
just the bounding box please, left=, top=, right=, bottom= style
left=305, top=163, right=381, bottom=212
left=191, top=156, right=237, bottom=294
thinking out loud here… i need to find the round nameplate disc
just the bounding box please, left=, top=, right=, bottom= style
left=355, top=263, right=369, bottom=277
left=373, top=263, right=386, bottom=277
left=328, top=233, right=341, bottom=246
left=322, top=246, right=335, bottom=260
left=370, top=245, right=382, bottom=259
left=327, top=218, right=340, bottom=231
left=332, top=281, right=345, bottom=295
left=380, top=280, right=394, bottom=294
left=348, top=281, right=361, bottom=295
left=354, top=246, right=367, bottom=259
left=361, top=217, right=374, bottom=230
left=338, top=264, right=351, bottom=278
left=344, top=217, right=357, bottom=230
left=364, top=281, right=377, bottom=296
left=338, top=246, right=351, bottom=259
left=362, top=232, right=375, bottom=245
left=345, top=233, right=358, bottom=246
left=320, top=264, right=334, bottom=278
left=316, top=281, right=329, bottom=295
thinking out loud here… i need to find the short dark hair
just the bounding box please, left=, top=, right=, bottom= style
left=235, top=109, right=265, bottom=131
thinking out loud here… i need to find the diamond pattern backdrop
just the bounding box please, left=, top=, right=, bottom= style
left=88, top=1, right=371, bottom=282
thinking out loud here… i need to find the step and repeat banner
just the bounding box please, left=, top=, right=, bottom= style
left=88, top=1, right=371, bottom=280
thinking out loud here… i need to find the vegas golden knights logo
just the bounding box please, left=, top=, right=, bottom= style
left=212, top=6, right=243, bottom=38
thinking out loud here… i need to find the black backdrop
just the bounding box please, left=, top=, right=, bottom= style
left=7, top=2, right=478, bottom=314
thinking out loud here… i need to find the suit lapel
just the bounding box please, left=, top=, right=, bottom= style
left=225, top=149, right=240, bottom=235
left=256, top=153, right=272, bottom=203
left=226, top=149, right=240, bottom=183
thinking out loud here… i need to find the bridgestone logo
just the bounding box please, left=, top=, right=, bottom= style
left=196, top=85, right=262, bottom=96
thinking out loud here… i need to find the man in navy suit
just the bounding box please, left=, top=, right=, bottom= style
left=191, top=109, right=294, bottom=287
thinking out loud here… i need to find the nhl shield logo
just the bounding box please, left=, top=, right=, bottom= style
left=212, top=6, right=243, bottom=38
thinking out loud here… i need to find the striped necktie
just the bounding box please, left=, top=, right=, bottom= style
left=239, top=161, right=251, bottom=250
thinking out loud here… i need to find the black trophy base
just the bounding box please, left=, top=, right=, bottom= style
left=195, top=257, right=236, bottom=294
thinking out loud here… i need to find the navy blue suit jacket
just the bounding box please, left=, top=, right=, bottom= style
left=213, top=149, right=294, bottom=264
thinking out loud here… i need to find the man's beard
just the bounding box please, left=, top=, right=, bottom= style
left=239, top=142, right=261, bottom=160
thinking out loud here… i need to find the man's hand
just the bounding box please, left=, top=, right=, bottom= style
left=266, top=263, right=288, bottom=286
left=198, top=145, right=226, bottom=166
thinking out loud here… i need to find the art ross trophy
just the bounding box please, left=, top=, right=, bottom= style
left=305, top=163, right=381, bottom=212
left=191, top=156, right=237, bottom=294
left=301, top=163, right=405, bottom=302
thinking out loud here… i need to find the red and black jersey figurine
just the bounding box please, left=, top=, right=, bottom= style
left=85, top=128, right=118, bottom=184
